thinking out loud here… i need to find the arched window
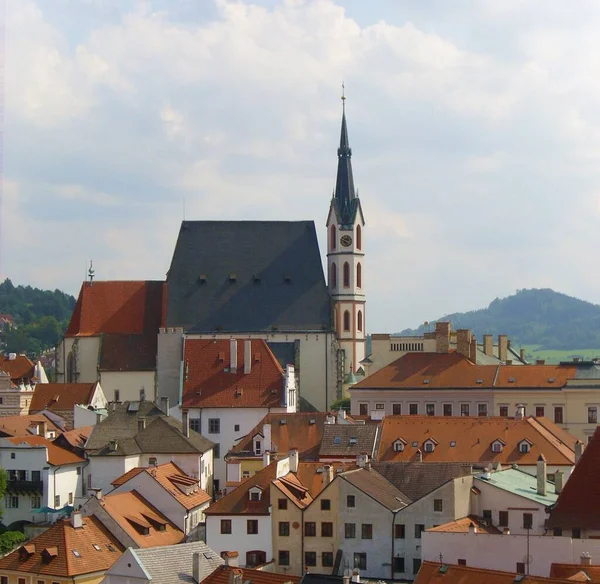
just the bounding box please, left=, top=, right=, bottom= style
left=343, top=262, right=350, bottom=288
left=67, top=352, right=75, bottom=383
left=330, top=225, right=337, bottom=250
left=357, top=310, right=363, bottom=332
left=330, top=263, right=337, bottom=288
left=356, top=225, right=362, bottom=250
left=343, top=310, right=351, bottom=332
left=357, top=263, right=362, bottom=288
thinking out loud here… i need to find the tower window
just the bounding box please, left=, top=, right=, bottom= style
left=356, top=225, right=362, bottom=250
left=343, top=262, right=350, bottom=288
left=357, top=310, right=363, bottom=332
left=357, top=262, right=362, bottom=288
left=330, top=263, right=337, bottom=288
left=331, top=225, right=336, bottom=250
left=343, top=310, right=350, bottom=332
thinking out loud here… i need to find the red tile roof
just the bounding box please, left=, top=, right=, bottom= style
left=65, top=280, right=167, bottom=337
left=57, top=426, right=93, bottom=450
left=228, top=412, right=329, bottom=460
left=29, top=382, right=99, bottom=413
left=182, top=339, right=285, bottom=408
left=550, top=564, right=600, bottom=581
left=426, top=515, right=502, bottom=534
left=0, top=414, right=62, bottom=438
left=7, top=435, right=86, bottom=466
left=548, top=426, right=600, bottom=530
left=111, top=462, right=211, bottom=510
left=0, top=354, right=35, bottom=381
left=209, top=461, right=355, bottom=515
left=0, top=515, right=123, bottom=578
left=204, top=566, right=300, bottom=584
left=415, top=561, right=573, bottom=584
left=97, top=490, right=185, bottom=547
left=352, top=352, right=576, bottom=390
left=377, top=415, right=575, bottom=466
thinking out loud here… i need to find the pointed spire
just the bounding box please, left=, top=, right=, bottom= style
left=334, top=84, right=357, bottom=226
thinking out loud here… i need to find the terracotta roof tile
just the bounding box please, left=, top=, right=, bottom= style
left=548, top=427, right=600, bottom=530
left=207, top=461, right=354, bottom=515
left=66, top=280, right=167, bottom=337
left=550, top=564, right=600, bottom=581
left=7, top=435, right=86, bottom=466
left=415, top=561, right=574, bottom=583
left=112, top=462, right=211, bottom=510
left=0, top=414, right=62, bottom=438
left=352, top=352, right=576, bottom=390
left=182, top=339, right=285, bottom=408
left=377, top=415, right=575, bottom=466
left=426, top=515, right=502, bottom=534
left=29, top=382, right=98, bottom=413
left=0, top=354, right=35, bottom=381
left=0, top=515, right=123, bottom=577
left=228, top=412, right=328, bottom=460
left=204, top=565, right=300, bottom=584
left=98, top=490, right=185, bottom=547
left=57, top=426, right=93, bottom=450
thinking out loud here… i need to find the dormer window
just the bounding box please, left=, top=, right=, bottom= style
left=423, top=439, right=437, bottom=453
left=491, top=439, right=505, bottom=454
left=249, top=487, right=262, bottom=501
left=254, top=437, right=262, bottom=455
left=393, top=438, right=406, bottom=453
left=518, top=439, right=532, bottom=454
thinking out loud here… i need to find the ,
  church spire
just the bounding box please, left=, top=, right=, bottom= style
left=334, top=84, right=357, bottom=226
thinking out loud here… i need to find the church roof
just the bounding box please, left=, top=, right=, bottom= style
left=330, top=102, right=363, bottom=228
left=166, top=221, right=331, bottom=332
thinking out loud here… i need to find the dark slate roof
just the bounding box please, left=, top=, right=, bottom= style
left=372, top=461, right=473, bottom=502
left=332, top=110, right=360, bottom=227
left=340, top=468, right=409, bottom=510
left=166, top=221, right=332, bottom=333
left=267, top=341, right=297, bottom=370
left=319, top=424, right=379, bottom=458
left=99, top=333, right=157, bottom=371
left=85, top=401, right=214, bottom=456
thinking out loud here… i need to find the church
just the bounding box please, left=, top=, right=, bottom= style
left=57, top=99, right=367, bottom=412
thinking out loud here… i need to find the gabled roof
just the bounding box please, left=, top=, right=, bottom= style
left=0, top=354, right=35, bottom=381
left=339, top=467, right=409, bottom=510
left=0, top=515, right=123, bottom=577
left=182, top=339, right=285, bottom=409
left=118, top=542, right=224, bottom=584
left=66, top=280, right=166, bottom=337
left=165, top=221, right=331, bottom=332
left=0, top=413, right=62, bottom=438
left=377, top=416, right=575, bottom=466
left=208, top=461, right=355, bottom=515
left=29, top=383, right=98, bottom=413
left=204, top=566, right=301, bottom=584
left=85, top=401, right=214, bottom=456
left=415, top=561, right=573, bottom=584
left=228, top=412, right=329, bottom=460
left=426, top=515, right=502, bottom=534
left=111, top=462, right=211, bottom=510
left=319, top=424, right=379, bottom=458
left=97, top=490, right=185, bottom=548
left=6, top=435, right=85, bottom=466
left=550, top=564, right=600, bottom=581
left=206, top=461, right=277, bottom=515
left=548, top=426, right=600, bottom=530
left=372, top=461, right=473, bottom=502
left=352, top=351, right=577, bottom=390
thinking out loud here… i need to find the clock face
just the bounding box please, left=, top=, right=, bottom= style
left=340, top=235, right=353, bottom=247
